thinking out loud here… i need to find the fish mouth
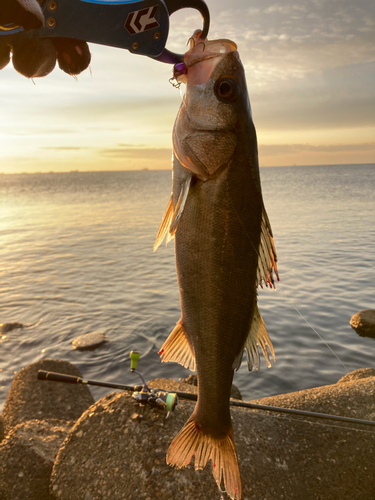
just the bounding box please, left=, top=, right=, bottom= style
left=184, top=39, right=238, bottom=86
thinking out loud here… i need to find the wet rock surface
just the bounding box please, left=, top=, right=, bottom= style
left=72, top=332, right=106, bottom=351
left=2, top=358, right=95, bottom=432
left=0, top=322, right=23, bottom=334
left=51, top=369, right=375, bottom=500
left=350, top=309, right=375, bottom=337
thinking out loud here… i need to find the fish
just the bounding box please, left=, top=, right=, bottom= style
left=154, top=33, right=279, bottom=500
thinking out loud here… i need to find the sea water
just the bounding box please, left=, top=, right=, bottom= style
left=0, top=164, right=374, bottom=410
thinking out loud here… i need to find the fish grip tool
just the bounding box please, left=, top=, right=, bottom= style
left=0, top=0, right=210, bottom=63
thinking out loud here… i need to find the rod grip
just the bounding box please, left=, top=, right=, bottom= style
left=37, top=370, right=82, bottom=384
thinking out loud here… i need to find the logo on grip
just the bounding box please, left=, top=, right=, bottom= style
left=124, top=5, right=159, bottom=35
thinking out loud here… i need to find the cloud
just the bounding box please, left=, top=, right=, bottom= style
left=1, top=0, right=374, bottom=172
left=41, top=146, right=88, bottom=151
left=99, top=145, right=171, bottom=161
left=211, top=0, right=375, bottom=76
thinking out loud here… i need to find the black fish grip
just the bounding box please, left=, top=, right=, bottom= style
left=0, top=0, right=210, bottom=63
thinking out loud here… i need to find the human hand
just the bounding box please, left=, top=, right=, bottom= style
left=0, top=0, right=91, bottom=78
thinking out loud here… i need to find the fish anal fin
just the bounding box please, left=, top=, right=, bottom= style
left=153, top=196, right=174, bottom=252
left=159, top=321, right=196, bottom=371
left=245, top=302, right=275, bottom=371
left=167, top=415, right=242, bottom=500
left=233, top=301, right=275, bottom=372
left=257, top=205, right=279, bottom=288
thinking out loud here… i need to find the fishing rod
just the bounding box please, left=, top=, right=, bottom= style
left=37, top=351, right=375, bottom=428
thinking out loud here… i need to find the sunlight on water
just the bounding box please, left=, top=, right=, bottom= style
left=0, top=165, right=374, bottom=410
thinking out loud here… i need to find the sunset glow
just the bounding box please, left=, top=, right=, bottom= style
left=1, top=0, right=374, bottom=173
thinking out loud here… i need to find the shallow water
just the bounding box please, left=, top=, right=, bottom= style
left=0, top=164, right=374, bottom=410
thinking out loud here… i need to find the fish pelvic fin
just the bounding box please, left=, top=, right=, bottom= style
left=159, top=321, right=196, bottom=371
left=233, top=300, right=275, bottom=372
left=153, top=196, right=174, bottom=252
left=167, top=416, right=242, bottom=500
left=257, top=205, right=279, bottom=288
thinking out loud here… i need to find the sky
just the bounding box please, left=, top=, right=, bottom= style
left=0, top=0, right=374, bottom=173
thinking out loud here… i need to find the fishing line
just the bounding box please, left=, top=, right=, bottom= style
left=230, top=197, right=349, bottom=373
left=276, top=284, right=349, bottom=373
left=269, top=414, right=375, bottom=435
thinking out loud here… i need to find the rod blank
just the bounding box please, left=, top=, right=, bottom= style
left=37, top=370, right=375, bottom=427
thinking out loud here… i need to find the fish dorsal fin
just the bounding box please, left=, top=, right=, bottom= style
left=257, top=205, right=279, bottom=288
left=159, top=321, right=196, bottom=371
left=153, top=196, right=174, bottom=252
left=233, top=301, right=275, bottom=372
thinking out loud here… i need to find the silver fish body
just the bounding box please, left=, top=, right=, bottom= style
left=154, top=37, right=278, bottom=500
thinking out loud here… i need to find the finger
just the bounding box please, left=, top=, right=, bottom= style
left=0, top=0, right=44, bottom=31
left=12, top=38, right=56, bottom=78
left=0, top=45, right=11, bottom=70
left=52, top=38, right=91, bottom=75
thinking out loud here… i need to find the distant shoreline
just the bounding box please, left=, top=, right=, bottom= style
left=1, top=163, right=374, bottom=175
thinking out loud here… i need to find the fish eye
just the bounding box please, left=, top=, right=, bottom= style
left=214, top=78, right=238, bottom=102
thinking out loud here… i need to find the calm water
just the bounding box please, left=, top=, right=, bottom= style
left=0, top=164, right=374, bottom=410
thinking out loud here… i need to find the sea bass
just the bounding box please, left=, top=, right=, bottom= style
left=154, top=35, right=279, bottom=500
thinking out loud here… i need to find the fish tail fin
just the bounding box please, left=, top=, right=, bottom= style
left=167, top=415, right=242, bottom=500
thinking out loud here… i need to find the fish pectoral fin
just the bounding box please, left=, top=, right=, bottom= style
left=167, top=415, right=241, bottom=500
left=159, top=321, right=196, bottom=371
left=233, top=301, right=276, bottom=372
left=169, top=172, right=193, bottom=236
left=257, top=205, right=279, bottom=288
left=153, top=196, right=174, bottom=252
left=153, top=172, right=192, bottom=252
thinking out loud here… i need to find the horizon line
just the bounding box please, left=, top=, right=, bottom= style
left=1, top=162, right=374, bottom=175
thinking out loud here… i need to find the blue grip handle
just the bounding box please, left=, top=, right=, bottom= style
left=0, top=0, right=210, bottom=63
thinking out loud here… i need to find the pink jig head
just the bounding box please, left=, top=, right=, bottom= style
left=169, top=29, right=205, bottom=88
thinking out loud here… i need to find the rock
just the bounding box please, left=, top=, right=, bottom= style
left=148, top=377, right=198, bottom=395
left=183, top=374, right=198, bottom=386
left=51, top=370, right=375, bottom=500
left=2, top=359, right=95, bottom=433
left=337, top=367, right=375, bottom=384
left=0, top=322, right=23, bottom=334
left=0, top=419, right=74, bottom=500
left=350, top=309, right=375, bottom=337
left=0, top=415, right=4, bottom=443
left=183, top=374, right=242, bottom=400
left=72, top=332, right=106, bottom=351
